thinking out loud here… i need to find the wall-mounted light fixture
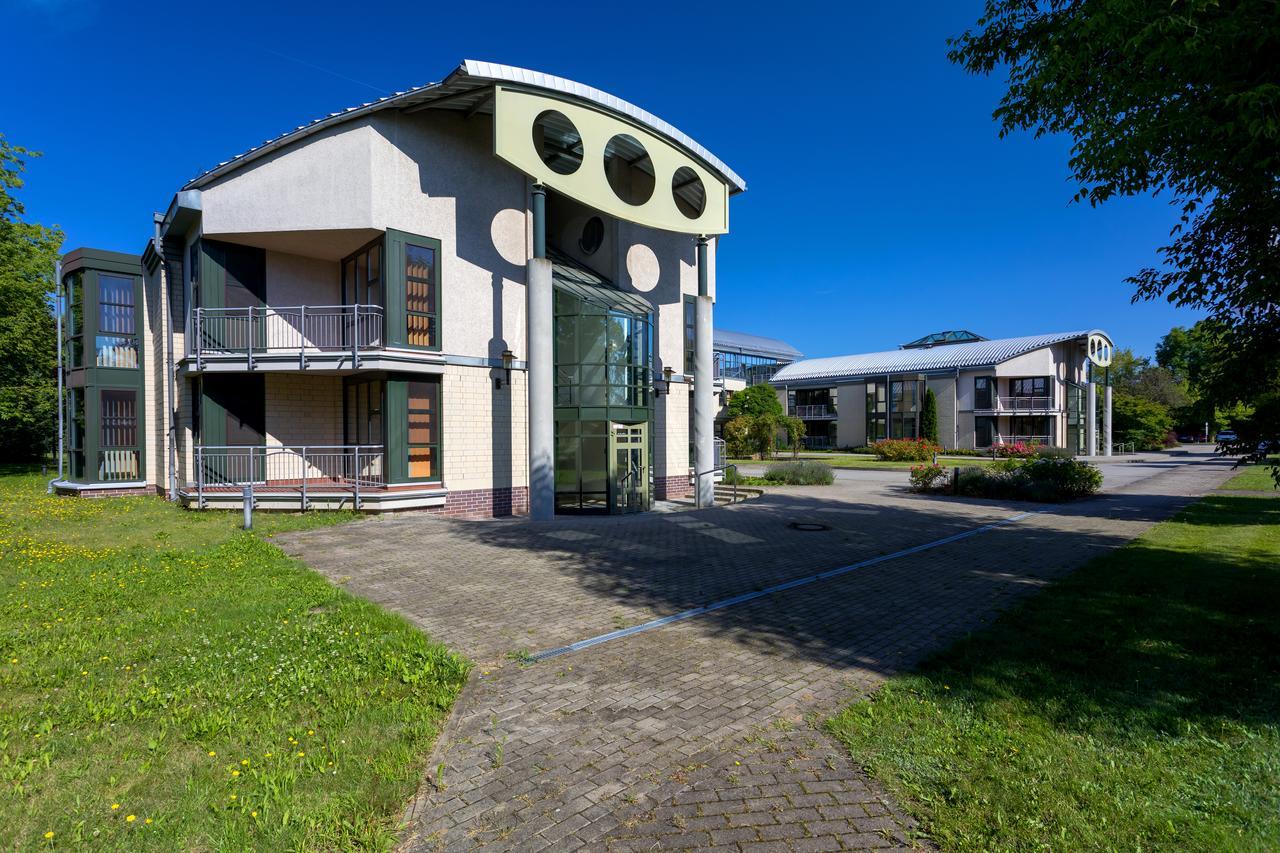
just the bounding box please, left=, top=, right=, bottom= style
left=655, top=365, right=675, bottom=397
left=495, top=349, right=515, bottom=390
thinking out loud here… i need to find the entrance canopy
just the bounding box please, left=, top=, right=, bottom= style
left=549, top=248, right=653, bottom=316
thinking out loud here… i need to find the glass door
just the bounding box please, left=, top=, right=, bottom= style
left=609, top=422, right=648, bottom=514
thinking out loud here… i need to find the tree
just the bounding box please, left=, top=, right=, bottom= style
left=0, top=136, right=63, bottom=461
left=1112, top=395, right=1175, bottom=451
left=949, top=1, right=1280, bottom=401
left=920, top=388, right=939, bottom=444
left=784, top=416, right=806, bottom=458
left=727, top=384, right=784, bottom=421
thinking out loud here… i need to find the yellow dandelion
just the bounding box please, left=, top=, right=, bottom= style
left=126, top=815, right=136, bottom=823
left=231, top=770, right=240, bottom=777
left=145, top=818, right=152, bottom=824
left=250, top=811, right=258, bottom=818
left=229, top=794, right=237, bottom=800
left=8, top=658, right=16, bottom=665
left=240, top=759, right=249, bottom=766
left=264, top=752, right=272, bottom=757
left=208, top=750, right=216, bottom=757
left=111, top=803, right=121, bottom=810
left=296, top=751, right=305, bottom=757
left=307, top=730, right=314, bottom=736
left=44, top=831, right=54, bottom=839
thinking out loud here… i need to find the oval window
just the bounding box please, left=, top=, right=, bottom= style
left=602, top=134, right=655, bottom=206
left=532, top=110, right=583, bottom=175
left=579, top=216, right=604, bottom=255
left=671, top=166, right=706, bottom=219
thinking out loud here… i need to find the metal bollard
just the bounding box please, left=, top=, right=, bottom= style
left=243, top=484, right=253, bottom=530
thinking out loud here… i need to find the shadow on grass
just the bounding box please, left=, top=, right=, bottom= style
left=828, top=494, right=1280, bottom=849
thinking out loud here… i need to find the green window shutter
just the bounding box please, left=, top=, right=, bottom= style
left=200, top=241, right=226, bottom=310
left=385, top=379, right=408, bottom=483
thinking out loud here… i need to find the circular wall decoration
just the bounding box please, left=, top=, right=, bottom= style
left=532, top=110, right=583, bottom=175
left=578, top=216, right=604, bottom=255
left=602, top=133, right=655, bottom=206
left=671, top=166, right=706, bottom=219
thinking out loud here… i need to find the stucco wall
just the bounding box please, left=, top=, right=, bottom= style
left=926, top=376, right=957, bottom=449
left=835, top=382, right=866, bottom=448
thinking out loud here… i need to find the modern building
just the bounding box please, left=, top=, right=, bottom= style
left=770, top=329, right=1116, bottom=454
left=50, top=60, right=746, bottom=516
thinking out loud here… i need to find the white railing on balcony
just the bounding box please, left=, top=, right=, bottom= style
left=993, top=434, right=1053, bottom=446
left=194, top=444, right=385, bottom=510
left=977, top=395, right=1056, bottom=412
left=793, top=404, right=836, bottom=419
left=191, top=305, right=383, bottom=369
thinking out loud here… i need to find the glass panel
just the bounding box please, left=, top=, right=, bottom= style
left=100, top=389, right=137, bottom=448
left=405, top=243, right=437, bottom=348
left=98, top=274, right=135, bottom=334
left=96, top=336, right=139, bottom=368
left=406, top=379, right=440, bottom=480
left=408, top=447, right=435, bottom=479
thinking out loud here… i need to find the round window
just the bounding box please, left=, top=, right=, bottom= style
left=579, top=216, right=604, bottom=255
left=602, top=134, right=655, bottom=206
left=532, top=110, right=583, bottom=175
left=672, top=166, right=706, bottom=219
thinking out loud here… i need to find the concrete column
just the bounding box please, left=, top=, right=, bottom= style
left=1103, top=383, right=1113, bottom=456
left=693, top=237, right=714, bottom=508
left=527, top=257, right=554, bottom=519
left=1087, top=379, right=1098, bottom=457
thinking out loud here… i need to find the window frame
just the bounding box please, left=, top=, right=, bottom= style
left=95, top=272, right=140, bottom=369
left=974, top=375, right=994, bottom=409
left=98, top=387, right=141, bottom=482
left=401, top=235, right=442, bottom=351
left=405, top=378, right=442, bottom=482
left=682, top=295, right=695, bottom=374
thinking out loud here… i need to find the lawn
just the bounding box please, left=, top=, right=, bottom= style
left=828, top=494, right=1280, bottom=851
left=1223, top=459, right=1279, bottom=491
left=731, top=454, right=996, bottom=471
left=0, top=468, right=469, bottom=849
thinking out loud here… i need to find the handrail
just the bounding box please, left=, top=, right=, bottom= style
left=694, top=462, right=738, bottom=507
left=192, top=304, right=384, bottom=368
left=194, top=444, right=385, bottom=511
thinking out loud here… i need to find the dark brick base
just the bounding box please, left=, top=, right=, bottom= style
left=430, top=486, right=529, bottom=519
left=654, top=474, right=692, bottom=500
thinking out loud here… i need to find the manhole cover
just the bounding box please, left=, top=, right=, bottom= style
left=788, top=521, right=830, bottom=532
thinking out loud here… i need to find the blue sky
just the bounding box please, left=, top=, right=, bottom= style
left=5, top=0, right=1200, bottom=358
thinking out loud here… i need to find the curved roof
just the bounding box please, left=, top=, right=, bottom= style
left=182, top=59, right=745, bottom=193
left=713, top=329, right=803, bottom=361
left=771, top=330, right=1111, bottom=385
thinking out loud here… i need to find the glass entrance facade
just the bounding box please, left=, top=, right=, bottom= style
left=552, top=286, right=653, bottom=513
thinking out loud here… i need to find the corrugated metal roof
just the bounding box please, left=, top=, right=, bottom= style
left=771, top=330, right=1110, bottom=385
left=182, top=59, right=745, bottom=194
left=713, top=328, right=803, bottom=361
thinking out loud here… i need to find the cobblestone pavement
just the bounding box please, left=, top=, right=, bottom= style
left=276, top=449, right=1235, bottom=851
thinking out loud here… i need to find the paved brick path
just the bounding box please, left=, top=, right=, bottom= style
left=276, top=450, right=1234, bottom=851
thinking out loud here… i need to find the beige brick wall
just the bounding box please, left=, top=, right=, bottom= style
left=652, top=384, right=690, bottom=482
left=441, top=364, right=528, bottom=492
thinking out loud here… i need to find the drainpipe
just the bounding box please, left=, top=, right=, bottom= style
left=46, top=260, right=63, bottom=494
left=953, top=367, right=959, bottom=450
left=158, top=218, right=179, bottom=501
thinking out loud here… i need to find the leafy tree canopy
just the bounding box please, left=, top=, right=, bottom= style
left=0, top=135, right=63, bottom=461
left=950, top=0, right=1280, bottom=396
left=727, top=383, right=784, bottom=420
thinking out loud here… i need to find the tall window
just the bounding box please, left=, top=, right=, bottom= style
left=889, top=380, right=922, bottom=438
left=405, top=244, right=438, bottom=348
left=865, top=381, right=887, bottom=442
left=68, top=389, right=85, bottom=479
left=342, top=240, right=383, bottom=307
left=974, top=376, right=993, bottom=409
left=344, top=378, right=384, bottom=446
left=407, top=380, right=440, bottom=481
left=96, top=274, right=138, bottom=368
left=99, top=389, right=139, bottom=481
left=683, top=295, right=695, bottom=374
left=1010, top=376, right=1050, bottom=403
left=975, top=416, right=994, bottom=448
left=65, top=272, right=84, bottom=368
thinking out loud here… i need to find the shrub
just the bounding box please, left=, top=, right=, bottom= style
left=1113, top=394, right=1175, bottom=450
left=1035, top=445, right=1073, bottom=459
left=921, top=388, right=939, bottom=444
left=995, top=441, right=1039, bottom=458
left=873, top=438, right=942, bottom=461
left=762, top=460, right=835, bottom=485
left=909, top=463, right=949, bottom=492
left=954, top=457, right=1102, bottom=502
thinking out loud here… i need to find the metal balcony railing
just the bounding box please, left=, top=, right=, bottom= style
left=993, top=434, right=1053, bottom=446
left=977, top=395, right=1056, bottom=412
left=193, top=444, right=385, bottom=510
left=191, top=305, right=383, bottom=370
left=793, top=404, right=836, bottom=419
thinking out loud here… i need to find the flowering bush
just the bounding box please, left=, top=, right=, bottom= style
left=909, top=463, right=949, bottom=492
left=995, top=441, right=1039, bottom=458
left=873, top=438, right=942, bottom=461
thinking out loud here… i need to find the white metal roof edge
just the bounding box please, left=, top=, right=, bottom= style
left=181, top=60, right=745, bottom=193
left=770, top=330, right=1112, bottom=384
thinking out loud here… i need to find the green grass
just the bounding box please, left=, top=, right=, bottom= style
left=1224, top=460, right=1279, bottom=491
left=828, top=495, right=1280, bottom=851
left=731, top=454, right=996, bottom=471
left=0, top=468, right=469, bottom=849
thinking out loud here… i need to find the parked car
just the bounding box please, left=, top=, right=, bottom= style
left=1177, top=434, right=1196, bottom=443
left=1257, top=439, right=1278, bottom=454
left=1216, top=430, right=1238, bottom=442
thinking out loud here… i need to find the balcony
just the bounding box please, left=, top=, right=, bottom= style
left=189, top=305, right=408, bottom=373
left=793, top=404, right=836, bottom=420
left=184, top=444, right=445, bottom=511
left=975, top=395, right=1057, bottom=414
left=993, top=434, right=1053, bottom=446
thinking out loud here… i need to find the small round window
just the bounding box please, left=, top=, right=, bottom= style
left=602, top=134, right=655, bottom=206
left=532, top=110, right=583, bottom=175
left=672, top=166, right=706, bottom=219
left=579, top=216, right=604, bottom=255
